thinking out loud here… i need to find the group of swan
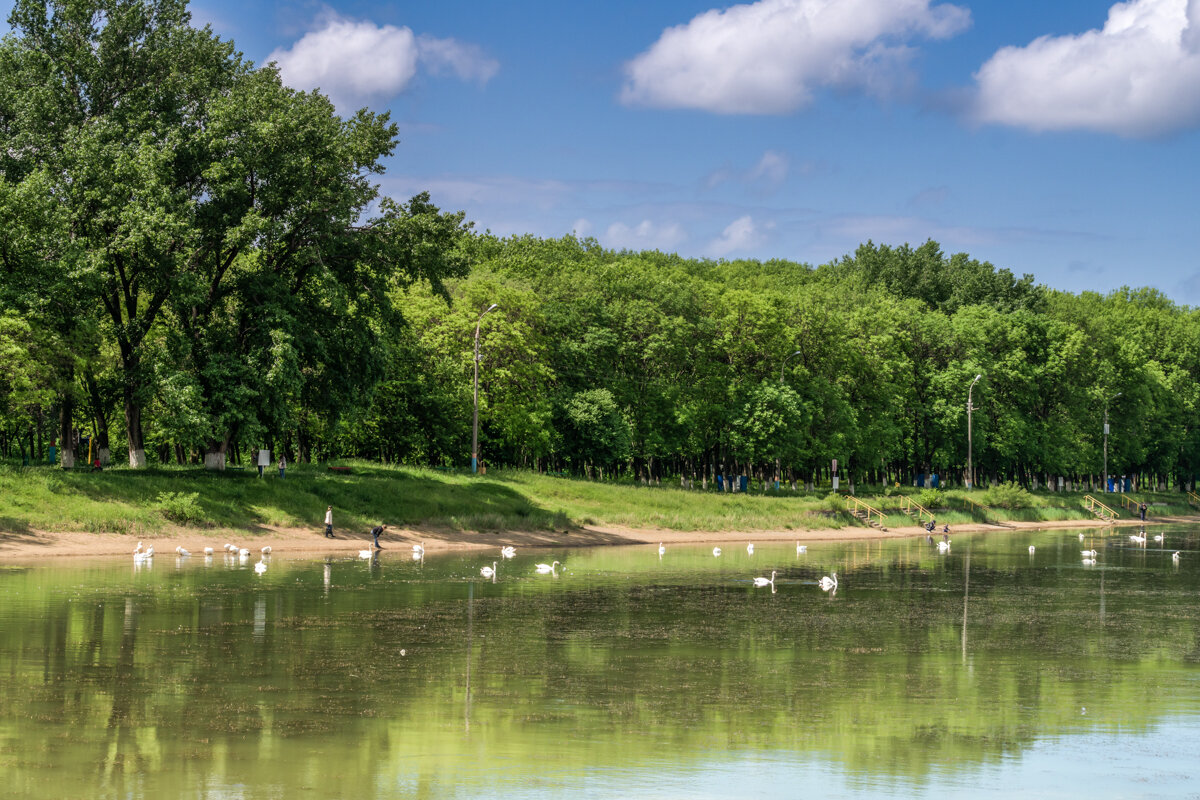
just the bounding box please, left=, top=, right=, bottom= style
left=135, top=541, right=272, bottom=574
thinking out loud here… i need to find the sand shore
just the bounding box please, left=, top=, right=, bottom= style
left=0, top=514, right=1191, bottom=562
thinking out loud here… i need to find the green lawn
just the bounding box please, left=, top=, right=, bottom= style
left=0, top=461, right=1193, bottom=536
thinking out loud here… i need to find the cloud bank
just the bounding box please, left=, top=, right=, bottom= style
left=268, top=13, right=498, bottom=110
left=973, top=0, right=1200, bottom=136
left=621, top=0, right=970, bottom=114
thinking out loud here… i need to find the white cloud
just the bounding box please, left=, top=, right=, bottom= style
left=604, top=220, right=688, bottom=251
left=621, top=0, right=970, bottom=114
left=749, top=150, right=790, bottom=186
left=267, top=13, right=497, bottom=111
left=973, top=0, right=1200, bottom=136
left=708, top=215, right=771, bottom=256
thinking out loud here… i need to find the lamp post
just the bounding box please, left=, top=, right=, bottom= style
left=472, top=303, right=499, bottom=474
left=967, top=374, right=982, bottom=490
left=1104, top=392, right=1121, bottom=492
left=779, top=350, right=802, bottom=383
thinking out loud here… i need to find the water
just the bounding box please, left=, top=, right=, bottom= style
left=2, top=528, right=1200, bottom=798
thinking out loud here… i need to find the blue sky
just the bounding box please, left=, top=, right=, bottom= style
left=6, top=0, right=1200, bottom=302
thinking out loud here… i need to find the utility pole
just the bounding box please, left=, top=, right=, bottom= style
left=472, top=303, right=499, bottom=474
left=967, top=374, right=982, bottom=489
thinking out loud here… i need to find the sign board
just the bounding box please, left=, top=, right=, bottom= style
left=831, top=458, right=838, bottom=473
left=257, top=449, right=271, bottom=467
left=1104, top=423, right=1110, bottom=435
left=832, top=476, right=840, bottom=490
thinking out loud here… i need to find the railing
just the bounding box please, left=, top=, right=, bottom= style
left=898, top=496, right=934, bottom=524
left=1188, top=491, right=1200, bottom=507
left=1083, top=495, right=1118, bottom=522
left=1118, top=493, right=1140, bottom=512
left=844, top=495, right=886, bottom=526
left=963, top=495, right=990, bottom=514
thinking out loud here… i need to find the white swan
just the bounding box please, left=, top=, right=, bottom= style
left=1081, top=549, right=1097, bottom=557
left=260, top=546, right=272, bottom=555
left=796, top=542, right=807, bottom=554
left=203, top=547, right=214, bottom=556
left=747, top=543, right=755, bottom=554
left=1028, top=545, right=1036, bottom=553
left=818, top=573, right=838, bottom=591
left=133, top=546, right=151, bottom=562
left=134, top=541, right=144, bottom=554
left=413, top=542, right=425, bottom=555
left=175, top=546, right=190, bottom=557
left=501, top=546, right=516, bottom=559
left=358, top=548, right=374, bottom=559
left=937, top=541, right=951, bottom=552
left=1173, top=551, right=1181, bottom=562
left=144, top=545, right=154, bottom=557
left=254, top=559, right=267, bottom=574
left=224, top=543, right=235, bottom=552
left=1153, top=534, right=1164, bottom=543
left=534, top=560, right=560, bottom=574
left=658, top=542, right=665, bottom=556
left=1079, top=532, right=1085, bottom=541
left=1130, top=534, right=1146, bottom=544
left=753, top=570, right=776, bottom=588
left=712, top=547, right=722, bottom=557
left=481, top=562, right=497, bottom=578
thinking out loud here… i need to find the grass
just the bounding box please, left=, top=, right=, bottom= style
left=0, top=461, right=1195, bottom=537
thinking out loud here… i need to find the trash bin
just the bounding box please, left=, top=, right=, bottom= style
left=740, top=475, right=748, bottom=492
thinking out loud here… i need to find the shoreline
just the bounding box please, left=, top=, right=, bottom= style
left=0, top=514, right=1191, bottom=562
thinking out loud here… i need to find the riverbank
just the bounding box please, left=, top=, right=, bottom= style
left=2, top=461, right=1195, bottom=561
left=2, top=514, right=1193, bottom=561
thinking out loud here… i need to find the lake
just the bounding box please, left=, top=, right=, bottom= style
left=2, top=527, right=1199, bottom=798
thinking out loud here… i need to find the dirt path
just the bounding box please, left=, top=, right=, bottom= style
left=1, top=514, right=1192, bottom=562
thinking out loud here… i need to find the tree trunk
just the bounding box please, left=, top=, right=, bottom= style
left=58, top=393, right=76, bottom=468
left=123, top=375, right=146, bottom=468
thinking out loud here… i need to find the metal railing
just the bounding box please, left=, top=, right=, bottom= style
left=1118, top=493, right=1140, bottom=512
left=963, top=495, right=990, bottom=514
left=898, top=496, right=934, bottom=524
left=844, top=495, right=886, bottom=526
left=1188, top=491, right=1200, bottom=507
left=1083, top=495, right=1118, bottom=522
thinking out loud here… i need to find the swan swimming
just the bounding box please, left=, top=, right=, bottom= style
left=534, top=561, right=560, bottom=574
left=261, top=546, right=272, bottom=555
left=175, top=546, right=190, bottom=557
left=254, top=559, right=268, bottom=574
left=937, top=541, right=951, bottom=553
left=747, top=543, right=755, bottom=555
left=1081, top=549, right=1097, bottom=557
left=413, top=542, right=425, bottom=555
left=501, top=546, right=516, bottom=558
left=796, top=542, right=807, bottom=554
left=1173, top=551, right=1181, bottom=562
left=712, top=547, right=722, bottom=557
left=358, top=548, right=374, bottom=559
left=1028, top=545, right=1036, bottom=553
left=753, top=570, right=776, bottom=588
left=658, top=543, right=665, bottom=556
left=818, top=573, right=838, bottom=592
left=1153, top=534, right=1164, bottom=543
left=481, top=562, right=497, bottom=578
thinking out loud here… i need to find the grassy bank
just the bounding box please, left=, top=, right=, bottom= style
left=1, top=461, right=1195, bottom=537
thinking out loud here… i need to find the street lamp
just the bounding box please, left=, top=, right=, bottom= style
left=1104, top=392, right=1121, bottom=492
left=779, top=350, right=803, bottom=383
left=967, top=374, right=982, bottom=490
left=472, top=303, right=499, bottom=474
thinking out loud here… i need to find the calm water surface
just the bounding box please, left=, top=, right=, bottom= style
left=2, top=527, right=1200, bottom=798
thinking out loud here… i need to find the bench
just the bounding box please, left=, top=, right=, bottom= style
left=328, top=466, right=352, bottom=474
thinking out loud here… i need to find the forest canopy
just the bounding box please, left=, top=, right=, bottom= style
left=2, top=1, right=1197, bottom=492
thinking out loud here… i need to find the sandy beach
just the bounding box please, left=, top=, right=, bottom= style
left=1, top=514, right=1192, bottom=562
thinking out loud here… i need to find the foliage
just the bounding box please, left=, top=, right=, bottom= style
left=918, top=489, right=943, bottom=509
left=154, top=491, right=209, bottom=525
left=981, top=481, right=1035, bottom=509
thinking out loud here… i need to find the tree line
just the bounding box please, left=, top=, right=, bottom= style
left=3, top=1, right=1198, bottom=492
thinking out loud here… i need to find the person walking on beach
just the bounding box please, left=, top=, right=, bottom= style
left=324, top=506, right=334, bottom=538
left=371, top=523, right=387, bottom=549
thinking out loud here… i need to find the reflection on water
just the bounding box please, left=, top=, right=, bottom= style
left=2, top=527, right=1200, bottom=798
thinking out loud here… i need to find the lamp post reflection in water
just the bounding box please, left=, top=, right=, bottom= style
left=465, top=581, right=473, bottom=733
left=961, top=547, right=970, bottom=665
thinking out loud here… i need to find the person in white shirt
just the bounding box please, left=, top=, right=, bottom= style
left=324, top=506, right=334, bottom=538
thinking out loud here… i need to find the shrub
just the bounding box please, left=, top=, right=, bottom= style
left=156, top=492, right=209, bottom=525
left=918, top=488, right=943, bottom=509
left=981, top=481, right=1034, bottom=509
left=823, top=491, right=844, bottom=513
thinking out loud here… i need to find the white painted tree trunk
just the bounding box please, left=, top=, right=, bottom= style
left=129, top=449, right=146, bottom=468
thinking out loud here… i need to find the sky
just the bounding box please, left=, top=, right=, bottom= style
left=5, top=0, right=1200, bottom=303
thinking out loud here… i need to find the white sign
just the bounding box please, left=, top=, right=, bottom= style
left=257, top=449, right=271, bottom=466
left=1104, top=423, right=1110, bottom=434
left=832, top=476, right=840, bottom=490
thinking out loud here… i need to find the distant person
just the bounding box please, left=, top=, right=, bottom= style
left=942, top=524, right=950, bottom=534
left=324, top=505, right=334, bottom=539
left=1140, top=502, right=1147, bottom=521
left=278, top=454, right=287, bottom=478
left=371, top=522, right=387, bottom=549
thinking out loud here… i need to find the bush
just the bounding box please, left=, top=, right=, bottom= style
left=823, top=491, right=844, bottom=513
left=981, top=481, right=1034, bottom=509
left=156, top=492, right=209, bottom=525
left=918, top=488, right=943, bottom=509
